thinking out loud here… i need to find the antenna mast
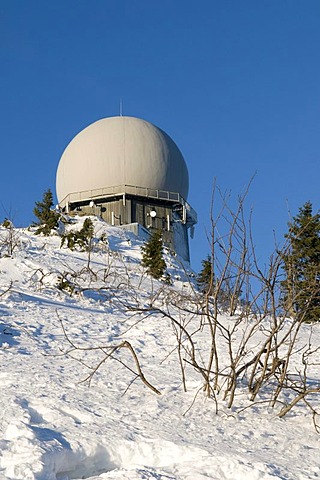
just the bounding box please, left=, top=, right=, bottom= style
left=119, top=98, right=123, bottom=116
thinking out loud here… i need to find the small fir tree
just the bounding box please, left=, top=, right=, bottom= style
left=33, top=189, right=59, bottom=235
left=197, top=255, right=214, bottom=296
left=281, top=201, right=320, bottom=322
left=61, top=218, right=94, bottom=251
left=141, top=230, right=166, bottom=280
left=2, top=218, right=12, bottom=229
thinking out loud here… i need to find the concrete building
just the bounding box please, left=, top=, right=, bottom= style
left=56, top=116, right=197, bottom=261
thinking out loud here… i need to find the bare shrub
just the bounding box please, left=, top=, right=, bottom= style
left=51, top=190, right=319, bottom=429
left=0, top=219, right=20, bottom=257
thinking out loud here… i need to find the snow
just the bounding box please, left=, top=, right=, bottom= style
left=0, top=218, right=319, bottom=480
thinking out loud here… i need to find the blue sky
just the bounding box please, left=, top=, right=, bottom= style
left=1, top=1, right=319, bottom=270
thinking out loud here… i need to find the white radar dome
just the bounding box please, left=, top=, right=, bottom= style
left=56, top=116, right=189, bottom=204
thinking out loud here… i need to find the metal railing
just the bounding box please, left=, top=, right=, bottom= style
left=59, top=184, right=197, bottom=225
left=60, top=184, right=183, bottom=206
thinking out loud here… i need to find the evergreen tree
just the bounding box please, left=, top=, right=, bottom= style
left=197, top=255, right=214, bottom=295
left=281, top=201, right=320, bottom=322
left=61, top=218, right=94, bottom=251
left=33, top=189, right=59, bottom=235
left=141, top=230, right=166, bottom=280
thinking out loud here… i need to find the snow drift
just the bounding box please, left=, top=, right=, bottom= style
left=0, top=218, right=319, bottom=480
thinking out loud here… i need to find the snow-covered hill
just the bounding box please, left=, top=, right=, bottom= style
left=0, top=218, right=319, bottom=480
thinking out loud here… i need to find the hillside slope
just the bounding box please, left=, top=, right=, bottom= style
left=0, top=218, right=319, bottom=480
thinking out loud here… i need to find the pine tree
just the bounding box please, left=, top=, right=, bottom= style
left=61, top=218, right=94, bottom=251
left=141, top=230, right=166, bottom=280
left=197, top=255, right=214, bottom=295
left=33, top=189, right=59, bottom=235
left=281, top=201, right=320, bottom=322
